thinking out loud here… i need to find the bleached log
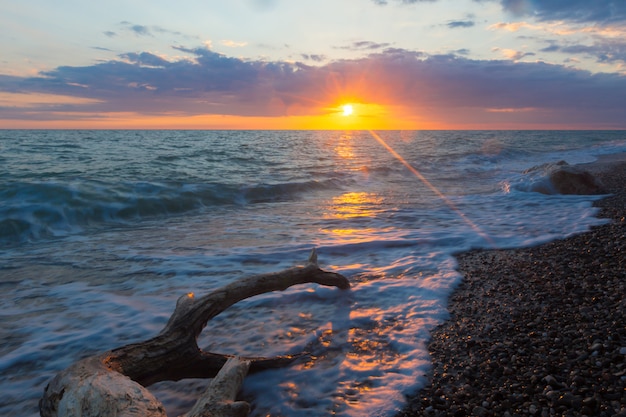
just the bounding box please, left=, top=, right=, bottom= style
left=39, top=357, right=167, bottom=417
left=40, top=249, right=349, bottom=417
left=183, top=357, right=251, bottom=417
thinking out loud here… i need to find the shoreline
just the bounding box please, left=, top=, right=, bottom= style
left=398, top=157, right=626, bottom=416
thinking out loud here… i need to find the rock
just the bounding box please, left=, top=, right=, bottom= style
left=589, top=340, right=604, bottom=351
left=548, top=163, right=606, bottom=194
left=556, top=392, right=582, bottom=408
left=543, top=375, right=559, bottom=388
left=471, top=406, right=488, bottom=417
left=524, top=160, right=607, bottom=195
left=582, top=396, right=597, bottom=408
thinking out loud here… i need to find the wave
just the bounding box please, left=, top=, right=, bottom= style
left=0, top=178, right=344, bottom=246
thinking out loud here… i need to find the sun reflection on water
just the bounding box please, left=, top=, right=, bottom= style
left=324, top=191, right=384, bottom=219
left=335, top=140, right=355, bottom=160
left=288, top=306, right=410, bottom=413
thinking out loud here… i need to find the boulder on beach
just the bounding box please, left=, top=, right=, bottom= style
left=524, top=160, right=607, bottom=195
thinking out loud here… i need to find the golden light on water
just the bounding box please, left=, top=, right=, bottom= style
left=322, top=130, right=491, bottom=253
left=325, top=192, right=384, bottom=219
left=334, top=133, right=355, bottom=160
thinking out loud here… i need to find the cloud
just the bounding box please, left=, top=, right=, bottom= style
left=488, top=21, right=537, bottom=32
left=489, top=18, right=626, bottom=66
left=500, top=0, right=626, bottom=24
left=0, top=91, right=102, bottom=108
left=119, top=52, right=172, bottom=68
left=301, top=54, right=326, bottom=62
left=539, top=44, right=560, bottom=53
left=539, top=37, right=626, bottom=65
left=486, top=107, right=535, bottom=113
left=338, top=41, right=392, bottom=51
left=375, top=0, right=626, bottom=25
left=120, top=22, right=153, bottom=37
left=492, top=47, right=536, bottom=61
left=115, top=22, right=188, bottom=39
left=221, top=40, right=248, bottom=48
left=447, top=20, right=475, bottom=29
left=1, top=46, right=625, bottom=127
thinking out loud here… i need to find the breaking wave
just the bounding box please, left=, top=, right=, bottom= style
left=0, top=178, right=344, bottom=245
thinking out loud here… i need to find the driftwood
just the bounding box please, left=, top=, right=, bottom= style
left=40, top=249, right=350, bottom=417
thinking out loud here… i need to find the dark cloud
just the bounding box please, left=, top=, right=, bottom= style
left=1, top=47, right=625, bottom=126
left=447, top=20, right=475, bottom=29
left=115, top=22, right=187, bottom=39
left=354, top=41, right=392, bottom=50
left=0, top=74, right=23, bottom=94
left=540, top=39, right=626, bottom=65
left=301, top=54, right=326, bottom=62
left=382, top=47, right=423, bottom=56
left=373, top=0, right=626, bottom=24
left=539, top=44, right=560, bottom=53
left=327, top=49, right=624, bottom=110
left=120, top=52, right=171, bottom=68
left=501, top=0, right=626, bottom=24
left=122, top=22, right=153, bottom=37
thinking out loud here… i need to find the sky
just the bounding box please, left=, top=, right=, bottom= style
left=1, top=0, right=626, bottom=129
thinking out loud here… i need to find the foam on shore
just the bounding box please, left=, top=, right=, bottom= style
left=398, top=157, right=626, bottom=416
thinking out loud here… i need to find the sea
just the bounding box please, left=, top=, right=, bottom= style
left=1, top=130, right=625, bottom=417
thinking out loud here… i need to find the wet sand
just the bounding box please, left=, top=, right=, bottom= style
left=398, top=157, right=626, bottom=417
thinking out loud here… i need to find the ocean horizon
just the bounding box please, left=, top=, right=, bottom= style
left=1, top=130, right=625, bottom=416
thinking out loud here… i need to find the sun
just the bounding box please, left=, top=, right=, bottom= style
left=342, top=104, right=354, bottom=116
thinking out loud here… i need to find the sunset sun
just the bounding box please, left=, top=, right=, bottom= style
left=320, top=102, right=407, bottom=130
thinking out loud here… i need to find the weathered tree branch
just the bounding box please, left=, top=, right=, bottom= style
left=182, top=357, right=251, bottom=417
left=40, top=249, right=350, bottom=417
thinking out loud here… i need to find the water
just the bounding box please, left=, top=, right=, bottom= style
left=1, top=130, right=624, bottom=416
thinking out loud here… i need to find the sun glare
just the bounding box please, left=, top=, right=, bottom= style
left=342, top=104, right=354, bottom=116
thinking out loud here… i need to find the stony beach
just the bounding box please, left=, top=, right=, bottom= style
left=398, top=158, right=626, bottom=417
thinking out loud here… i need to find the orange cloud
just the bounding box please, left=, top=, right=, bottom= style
left=0, top=92, right=103, bottom=108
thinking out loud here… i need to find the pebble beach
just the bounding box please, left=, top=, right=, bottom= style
left=398, top=157, right=626, bottom=417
